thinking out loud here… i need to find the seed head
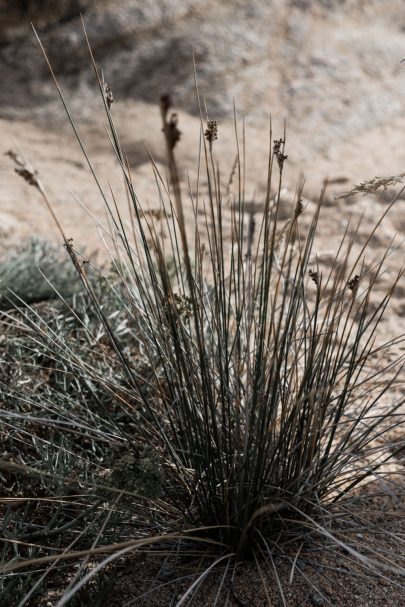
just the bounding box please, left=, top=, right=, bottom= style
left=347, top=274, right=360, bottom=292
left=104, top=82, right=114, bottom=110
left=309, top=269, right=319, bottom=286
left=205, top=120, right=218, bottom=144
left=6, top=150, right=41, bottom=190
left=335, top=173, right=405, bottom=199
left=273, top=138, right=288, bottom=170
left=294, top=198, right=304, bottom=218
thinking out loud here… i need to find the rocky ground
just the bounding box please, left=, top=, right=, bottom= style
left=1, top=1, right=405, bottom=605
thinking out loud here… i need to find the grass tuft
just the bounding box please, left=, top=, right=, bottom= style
left=1, top=28, right=405, bottom=605
left=0, top=238, right=81, bottom=309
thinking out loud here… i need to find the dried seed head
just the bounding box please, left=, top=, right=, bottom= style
left=273, top=138, right=288, bottom=170
left=347, top=274, right=360, bottom=292
left=6, top=150, right=41, bottom=190
left=63, top=237, right=74, bottom=252
left=205, top=120, right=218, bottom=144
left=15, top=167, right=40, bottom=188
left=5, top=150, right=19, bottom=163
left=294, top=198, right=304, bottom=218
left=309, top=269, right=319, bottom=286
left=104, top=82, right=114, bottom=110
left=335, top=173, right=405, bottom=199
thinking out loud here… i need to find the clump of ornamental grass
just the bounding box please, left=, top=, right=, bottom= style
left=1, top=26, right=405, bottom=605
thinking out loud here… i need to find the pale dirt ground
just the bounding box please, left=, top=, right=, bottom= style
left=1, top=1, right=405, bottom=605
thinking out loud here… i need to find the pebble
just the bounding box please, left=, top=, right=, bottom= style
left=310, top=593, right=324, bottom=606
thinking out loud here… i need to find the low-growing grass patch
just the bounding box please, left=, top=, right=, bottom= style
left=0, top=238, right=81, bottom=310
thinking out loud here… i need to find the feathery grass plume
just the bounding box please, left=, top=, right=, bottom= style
left=335, top=172, right=405, bottom=199
left=1, top=24, right=405, bottom=606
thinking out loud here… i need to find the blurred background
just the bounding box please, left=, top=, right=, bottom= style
left=0, top=0, right=405, bottom=252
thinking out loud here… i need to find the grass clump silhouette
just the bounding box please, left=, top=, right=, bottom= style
left=1, top=28, right=405, bottom=606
